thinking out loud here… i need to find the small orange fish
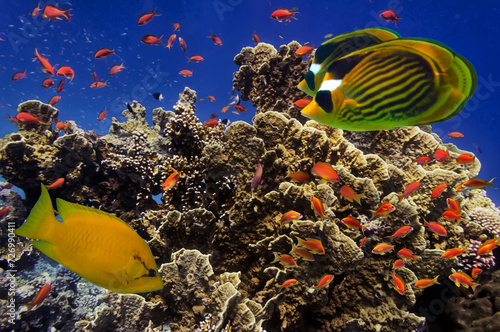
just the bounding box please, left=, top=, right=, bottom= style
left=290, top=244, right=315, bottom=261
left=137, top=8, right=159, bottom=25
left=293, top=98, right=312, bottom=108
left=253, top=31, right=260, bottom=44
left=314, top=274, right=334, bottom=290
left=442, top=210, right=463, bottom=223
left=398, top=248, right=418, bottom=260
left=312, top=162, right=339, bottom=183
left=389, top=226, right=413, bottom=241
left=477, top=241, right=499, bottom=255
left=414, top=276, right=440, bottom=289
left=370, top=202, right=395, bottom=219
left=110, top=63, right=126, bottom=76
left=449, top=271, right=480, bottom=292
left=141, top=34, right=164, bottom=46
left=424, top=219, right=447, bottom=236
left=435, top=147, right=451, bottom=162
left=57, top=79, right=66, bottom=93
left=166, top=34, right=176, bottom=50
left=25, top=284, right=51, bottom=312
left=276, top=279, right=298, bottom=289
left=286, top=171, right=310, bottom=183
left=173, top=22, right=180, bottom=31
left=16, top=112, right=47, bottom=125
left=270, top=8, right=298, bottom=23
left=471, top=268, right=482, bottom=279
left=55, top=121, right=69, bottom=131
left=12, top=70, right=27, bottom=81
left=430, top=182, right=447, bottom=199
left=45, top=178, right=65, bottom=190
left=234, top=105, right=247, bottom=112
left=393, top=259, right=405, bottom=269
left=34, top=48, right=54, bottom=75
left=207, top=95, right=216, bottom=102
left=272, top=252, right=297, bottom=268
left=371, top=242, right=394, bottom=255
left=414, top=156, right=431, bottom=164
left=179, top=69, right=192, bottom=77
left=341, top=216, right=365, bottom=235
left=221, top=105, right=230, bottom=113
left=32, top=4, right=42, bottom=17
left=90, top=81, right=108, bottom=88
left=380, top=9, right=401, bottom=27
left=340, top=185, right=363, bottom=205
left=98, top=108, right=108, bottom=121
left=56, top=66, right=75, bottom=82
left=179, top=37, right=187, bottom=52
left=359, top=236, right=367, bottom=249
left=455, top=184, right=466, bottom=192
left=188, top=55, right=204, bottom=62
left=296, top=236, right=325, bottom=255
left=390, top=271, right=405, bottom=295
left=42, top=77, right=54, bottom=88
left=42, top=4, right=71, bottom=21
left=399, top=181, right=421, bottom=202
left=94, top=48, right=114, bottom=59
left=446, top=198, right=460, bottom=215
left=447, top=132, right=464, bottom=139
left=208, top=32, right=223, bottom=45
left=163, top=168, right=180, bottom=191
left=48, top=95, right=61, bottom=106
left=456, top=154, right=475, bottom=164
left=295, top=45, right=314, bottom=56
left=441, top=247, right=467, bottom=259
left=280, top=210, right=302, bottom=226
left=462, top=178, right=496, bottom=190
left=204, top=119, right=219, bottom=127
left=310, top=196, right=325, bottom=220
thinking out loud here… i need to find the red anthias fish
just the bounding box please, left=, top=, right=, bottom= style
left=204, top=119, right=219, bottom=127
left=141, top=34, right=164, bottom=46
left=251, top=161, right=263, bottom=188
left=295, top=45, right=314, bottom=56
left=94, top=48, right=114, bottom=59
left=188, top=55, right=204, bottom=62
left=172, top=22, right=180, bottom=31
left=179, top=69, right=192, bottom=77
left=45, top=178, right=65, bottom=190
left=43, top=5, right=71, bottom=21
left=25, top=284, right=51, bottom=312
left=109, top=63, right=125, bottom=76
left=448, top=132, right=464, bottom=139
left=380, top=9, right=401, bottom=27
left=430, top=182, right=447, bottom=199
left=98, top=108, right=108, bottom=121
left=42, top=77, right=54, bottom=88
left=12, top=70, right=27, bottom=81
left=163, top=168, right=180, bottom=190
left=48, top=95, right=61, bottom=106
left=34, top=48, right=55, bottom=75
left=179, top=37, right=187, bottom=52
left=435, top=147, right=451, bottom=162
left=271, top=8, right=298, bottom=23
left=137, top=8, right=159, bottom=25
left=16, top=112, right=47, bottom=125
left=56, top=66, right=75, bottom=82
left=253, top=31, right=260, bottom=44
left=166, top=34, right=176, bottom=50
left=208, top=33, right=223, bottom=45
left=57, top=79, right=66, bottom=93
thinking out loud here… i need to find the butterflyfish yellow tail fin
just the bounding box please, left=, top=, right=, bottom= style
left=14, top=184, right=59, bottom=242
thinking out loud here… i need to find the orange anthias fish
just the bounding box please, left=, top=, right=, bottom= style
left=42, top=77, right=54, bottom=88
left=310, top=196, right=325, bottom=220
left=207, top=95, right=216, bottom=102
left=380, top=9, right=401, bottom=27
left=424, top=220, right=447, bottom=236
left=435, top=147, right=451, bottom=162
left=370, top=202, right=395, bottom=219
left=137, top=8, right=159, bottom=25
left=16, top=112, right=47, bottom=125
left=290, top=245, right=314, bottom=261
left=208, top=33, right=223, bottom=45
left=166, top=34, right=176, bottom=50
left=447, top=198, right=460, bottom=215
left=431, top=182, right=447, bottom=199
left=179, top=69, right=192, bottom=77
left=393, top=259, right=405, bottom=269
left=449, top=271, right=480, bottom=292
left=462, top=178, right=496, bottom=189
left=414, top=156, right=431, bottom=164
left=280, top=210, right=302, bottom=226
left=295, top=45, right=314, bottom=56
left=456, top=154, right=475, bottom=164
left=110, top=63, right=126, bottom=76
left=55, top=121, right=69, bottom=131
left=91, top=72, right=108, bottom=88
left=293, top=99, right=312, bottom=108
left=414, top=276, right=440, bottom=289
left=49, top=95, right=61, bottom=106
left=253, top=31, right=260, bottom=44
left=94, top=48, right=114, bottom=59
left=272, top=253, right=297, bottom=268
left=341, top=216, right=365, bottom=235
left=286, top=171, right=310, bottom=183
left=312, top=162, right=339, bottom=183
left=42, top=4, right=71, bottom=21
left=398, top=248, right=419, bottom=260
left=25, top=284, right=51, bottom=312
left=371, top=242, right=394, bottom=255
left=340, top=185, right=363, bottom=205
left=45, top=178, right=65, bottom=190
left=57, top=79, right=66, bottom=93
left=234, top=105, right=247, bottom=112
left=296, top=236, right=325, bottom=255
left=34, top=49, right=55, bottom=75
left=98, top=108, right=108, bottom=121
left=141, top=34, right=164, bottom=46
left=390, top=271, right=405, bottom=295
left=471, top=268, right=482, bottom=279
left=441, top=247, right=467, bottom=259
left=32, top=4, right=42, bottom=17
left=251, top=161, right=263, bottom=189
left=399, top=181, right=421, bottom=202
left=12, top=70, right=27, bottom=81
left=179, top=37, right=187, bottom=52
left=389, top=226, right=413, bottom=241
left=204, top=119, right=219, bottom=127
left=270, top=8, right=298, bottom=23
left=187, top=55, right=204, bottom=63
left=276, top=279, right=298, bottom=289
left=442, top=210, right=463, bottom=223
left=477, top=241, right=499, bottom=255
left=315, top=274, right=334, bottom=290
left=359, top=236, right=367, bottom=249
left=173, top=22, right=180, bottom=31
left=448, top=132, right=464, bottom=139
left=163, top=168, right=180, bottom=191
left=56, top=66, right=75, bottom=82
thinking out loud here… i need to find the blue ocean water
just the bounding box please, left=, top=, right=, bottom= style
left=0, top=1, right=498, bottom=204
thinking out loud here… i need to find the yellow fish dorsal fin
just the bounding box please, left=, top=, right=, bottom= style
left=56, top=198, right=132, bottom=229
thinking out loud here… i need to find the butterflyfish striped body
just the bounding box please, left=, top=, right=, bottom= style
left=299, top=29, right=477, bottom=131
left=14, top=185, right=164, bottom=293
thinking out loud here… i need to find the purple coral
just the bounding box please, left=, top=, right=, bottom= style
left=469, top=206, right=500, bottom=238
left=458, top=239, right=496, bottom=273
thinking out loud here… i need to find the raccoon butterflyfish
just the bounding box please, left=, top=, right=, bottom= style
left=14, top=185, right=164, bottom=293
left=299, top=30, right=477, bottom=131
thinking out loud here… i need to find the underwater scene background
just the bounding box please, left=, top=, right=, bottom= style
left=1, top=0, right=500, bottom=331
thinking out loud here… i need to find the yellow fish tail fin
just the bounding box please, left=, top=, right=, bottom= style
left=14, top=184, right=58, bottom=241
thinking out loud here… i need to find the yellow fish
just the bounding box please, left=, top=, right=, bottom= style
left=14, top=185, right=164, bottom=293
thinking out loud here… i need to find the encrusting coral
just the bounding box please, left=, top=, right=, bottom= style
left=0, top=40, right=499, bottom=331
